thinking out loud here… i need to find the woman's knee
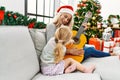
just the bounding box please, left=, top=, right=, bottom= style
left=85, top=47, right=95, bottom=52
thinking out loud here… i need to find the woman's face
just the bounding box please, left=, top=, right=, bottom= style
left=60, top=13, right=72, bottom=25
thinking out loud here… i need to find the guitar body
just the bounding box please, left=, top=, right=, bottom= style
left=68, top=30, right=87, bottom=49
left=64, top=30, right=87, bottom=62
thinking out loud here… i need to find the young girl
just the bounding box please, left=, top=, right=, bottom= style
left=40, top=26, right=95, bottom=76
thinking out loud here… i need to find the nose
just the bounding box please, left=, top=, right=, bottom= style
left=64, top=18, right=69, bottom=23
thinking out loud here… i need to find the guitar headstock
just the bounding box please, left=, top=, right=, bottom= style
left=85, top=11, right=92, bottom=18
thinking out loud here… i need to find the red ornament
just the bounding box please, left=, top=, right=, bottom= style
left=75, top=12, right=78, bottom=16
left=80, top=3, right=84, bottom=7
left=83, top=3, right=86, bottom=7
left=8, top=13, right=11, bottom=17
left=13, top=14, right=17, bottom=19
left=28, top=22, right=35, bottom=28
left=77, top=4, right=81, bottom=7
left=0, top=10, right=5, bottom=20
left=96, top=9, right=101, bottom=14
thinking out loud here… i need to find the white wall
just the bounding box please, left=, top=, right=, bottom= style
left=0, top=0, right=120, bottom=20
left=0, top=0, right=25, bottom=15
left=99, top=0, right=120, bottom=20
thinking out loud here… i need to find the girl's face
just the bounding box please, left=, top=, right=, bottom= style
left=60, top=13, right=72, bottom=25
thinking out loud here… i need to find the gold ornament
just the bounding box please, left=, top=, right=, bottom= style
left=87, top=22, right=91, bottom=26
left=92, top=17, right=96, bottom=20
left=92, top=34, right=95, bottom=38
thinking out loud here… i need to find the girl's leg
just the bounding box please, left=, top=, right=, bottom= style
left=64, top=58, right=95, bottom=73
left=83, top=47, right=110, bottom=60
left=65, top=63, right=76, bottom=73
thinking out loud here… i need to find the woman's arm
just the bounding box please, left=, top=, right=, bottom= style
left=46, top=23, right=56, bottom=42
left=66, top=48, right=84, bottom=55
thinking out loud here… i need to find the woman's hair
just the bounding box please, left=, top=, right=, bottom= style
left=54, top=25, right=72, bottom=63
left=53, top=13, right=74, bottom=29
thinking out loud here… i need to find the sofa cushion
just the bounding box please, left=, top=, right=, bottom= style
left=0, top=26, right=39, bottom=80
left=32, top=72, right=101, bottom=80
left=82, top=56, right=120, bottom=80
left=29, top=29, right=46, bottom=58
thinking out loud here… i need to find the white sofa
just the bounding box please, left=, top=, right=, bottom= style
left=0, top=26, right=120, bottom=80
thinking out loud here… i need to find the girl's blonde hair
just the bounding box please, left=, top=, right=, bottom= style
left=54, top=25, right=72, bottom=63
left=53, top=13, right=74, bottom=29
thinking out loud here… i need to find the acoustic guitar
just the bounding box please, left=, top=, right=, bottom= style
left=64, top=11, right=92, bottom=62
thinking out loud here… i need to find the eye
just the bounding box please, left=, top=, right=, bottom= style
left=64, top=15, right=68, bottom=18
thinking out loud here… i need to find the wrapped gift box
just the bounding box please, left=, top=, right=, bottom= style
left=114, top=30, right=120, bottom=37
left=113, top=37, right=120, bottom=47
left=113, top=47, right=120, bottom=55
left=103, top=41, right=115, bottom=53
left=89, top=38, right=103, bottom=50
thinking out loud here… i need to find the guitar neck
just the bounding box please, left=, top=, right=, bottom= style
left=75, top=26, right=84, bottom=38
left=75, top=17, right=89, bottom=38
left=82, top=17, right=89, bottom=25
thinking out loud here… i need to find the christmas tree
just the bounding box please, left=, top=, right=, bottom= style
left=73, top=0, right=103, bottom=41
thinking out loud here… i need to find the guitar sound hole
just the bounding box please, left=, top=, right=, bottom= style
left=73, top=37, right=80, bottom=44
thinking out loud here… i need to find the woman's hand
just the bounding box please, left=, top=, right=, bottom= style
left=82, top=23, right=88, bottom=30
left=67, top=48, right=84, bottom=56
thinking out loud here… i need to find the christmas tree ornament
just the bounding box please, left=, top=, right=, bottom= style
left=75, top=12, right=78, bottom=16
left=92, top=16, right=96, bottom=20
left=87, top=22, right=91, bottom=25
left=92, top=34, right=95, bottom=38
left=80, top=2, right=84, bottom=7
left=96, top=9, right=101, bottom=14
left=13, top=14, right=17, bottom=19
left=8, top=13, right=11, bottom=17
left=97, top=22, right=102, bottom=29
left=77, top=4, right=81, bottom=7
left=83, top=3, right=87, bottom=7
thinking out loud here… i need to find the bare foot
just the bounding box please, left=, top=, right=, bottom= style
left=65, top=64, right=76, bottom=73
left=84, top=65, right=96, bottom=73
left=110, top=53, right=117, bottom=56
left=119, top=55, right=120, bottom=60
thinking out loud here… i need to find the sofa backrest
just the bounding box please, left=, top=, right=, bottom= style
left=0, top=26, right=39, bottom=80
left=29, top=29, right=46, bottom=59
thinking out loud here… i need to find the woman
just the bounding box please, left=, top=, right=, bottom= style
left=46, top=5, right=117, bottom=62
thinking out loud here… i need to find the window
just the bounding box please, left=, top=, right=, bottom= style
left=25, top=0, right=75, bottom=24
left=25, top=0, right=55, bottom=24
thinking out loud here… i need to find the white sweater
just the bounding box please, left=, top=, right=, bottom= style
left=40, top=37, right=66, bottom=67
